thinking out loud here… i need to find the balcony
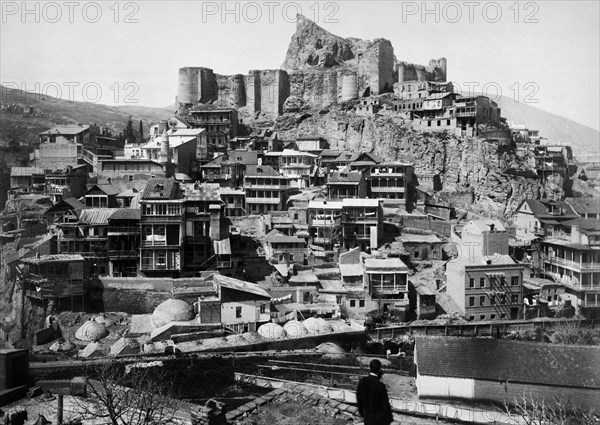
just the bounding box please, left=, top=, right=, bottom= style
left=108, top=250, right=139, bottom=259
left=245, top=197, right=280, bottom=204
left=309, top=218, right=339, bottom=227
left=244, top=183, right=288, bottom=190
left=140, top=263, right=179, bottom=271
left=371, top=285, right=408, bottom=296
left=370, top=187, right=406, bottom=193
left=545, top=256, right=600, bottom=271
left=141, top=216, right=182, bottom=223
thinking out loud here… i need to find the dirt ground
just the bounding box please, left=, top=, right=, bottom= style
left=236, top=401, right=349, bottom=425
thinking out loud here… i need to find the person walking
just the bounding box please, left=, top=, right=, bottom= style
left=356, top=359, right=394, bottom=425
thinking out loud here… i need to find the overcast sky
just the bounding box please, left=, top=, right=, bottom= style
left=1, top=1, right=599, bottom=130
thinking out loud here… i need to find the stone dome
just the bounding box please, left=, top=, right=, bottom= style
left=257, top=323, right=286, bottom=340
left=152, top=298, right=194, bottom=327
left=283, top=320, right=308, bottom=338
left=316, top=342, right=346, bottom=354
left=49, top=339, right=76, bottom=353
left=75, top=320, right=109, bottom=341
left=303, top=317, right=333, bottom=335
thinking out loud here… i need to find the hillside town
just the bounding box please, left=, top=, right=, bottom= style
left=1, top=12, right=599, bottom=425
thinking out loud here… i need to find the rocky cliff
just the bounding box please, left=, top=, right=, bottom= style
left=271, top=108, right=563, bottom=218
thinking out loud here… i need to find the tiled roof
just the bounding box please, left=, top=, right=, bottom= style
left=39, top=125, right=89, bottom=135
left=398, top=234, right=442, bottom=244
left=328, top=169, right=363, bottom=183
left=46, top=197, right=86, bottom=213
left=565, top=198, right=600, bottom=216
left=364, top=258, right=408, bottom=271
left=142, top=178, right=180, bottom=200
left=320, top=149, right=344, bottom=159
left=86, top=184, right=121, bottom=197
left=308, top=200, right=343, bottom=210
left=21, top=254, right=84, bottom=264
left=212, top=273, right=270, bottom=298
left=10, top=166, right=44, bottom=176
left=245, top=165, right=282, bottom=177
left=109, top=209, right=141, bottom=221
left=415, top=336, right=600, bottom=389
left=560, top=218, right=600, bottom=233
left=341, top=198, right=380, bottom=208
left=79, top=208, right=120, bottom=225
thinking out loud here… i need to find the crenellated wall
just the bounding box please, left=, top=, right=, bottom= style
left=178, top=56, right=447, bottom=116
left=397, top=57, right=447, bottom=83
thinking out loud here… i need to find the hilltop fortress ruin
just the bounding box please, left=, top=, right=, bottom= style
left=177, top=15, right=447, bottom=116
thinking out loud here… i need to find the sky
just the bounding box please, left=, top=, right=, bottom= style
left=1, top=0, right=599, bottom=131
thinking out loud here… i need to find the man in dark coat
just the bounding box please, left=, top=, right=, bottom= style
left=356, top=359, right=394, bottom=425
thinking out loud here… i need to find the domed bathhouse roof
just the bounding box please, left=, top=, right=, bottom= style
left=75, top=320, right=109, bottom=341
left=283, top=320, right=308, bottom=338
left=257, top=323, right=286, bottom=339
left=303, top=317, right=333, bottom=335
left=152, top=298, right=195, bottom=328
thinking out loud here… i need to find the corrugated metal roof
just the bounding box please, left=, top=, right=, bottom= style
left=364, top=258, right=408, bottom=270
left=142, top=178, right=180, bottom=200
left=39, top=125, right=89, bottom=135
left=79, top=208, right=120, bottom=225
left=21, top=254, right=84, bottom=264
left=10, top=166, right=44, bottom=176
left=212, top=274, right=270, bottom=298
left=342, top=198, right=380, bottom=208
left=109, top=209, right=141, bottom=221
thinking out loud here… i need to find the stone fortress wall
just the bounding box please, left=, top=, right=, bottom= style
left=177, top=53, right=446, bottom=116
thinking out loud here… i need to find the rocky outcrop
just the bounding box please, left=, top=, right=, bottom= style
left=273, top=109, right=561, bottom=217
left=281, top=14, right=355, bottom=70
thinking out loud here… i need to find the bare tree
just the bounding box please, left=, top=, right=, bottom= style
left=71, top=359, right=180, bottom=425
left=504, top=393, right=597, bottom=425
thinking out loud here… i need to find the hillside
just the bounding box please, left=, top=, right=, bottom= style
left=495, top=95, right=599, bottom=159
left=0, top=85, right=172, bottom=147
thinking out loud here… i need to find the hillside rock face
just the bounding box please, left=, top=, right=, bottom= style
left=273, top=110, right=562, bottom=218
left=281, top=15, right=355, bottom=70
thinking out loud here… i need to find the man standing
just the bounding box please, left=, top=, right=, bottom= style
left=356, top=359, right=394, bottom=425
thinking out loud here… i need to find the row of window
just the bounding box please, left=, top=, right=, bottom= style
left=143, top=204, right=182, bottom=216
left=469, top=313, right=506, bottom=321
left=469, top=293, right=520, bottom=307
left=469, top=276, right=520, bottom=288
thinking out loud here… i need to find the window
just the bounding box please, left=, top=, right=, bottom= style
left=235, top=306, right=242, bottom=318
left=490, top=314, right=496, bottom=320
left=414, top=251, right=419, bottom=259
left=511, top=294, right=519, bottom=304
left=480, top=315, right=486, bottom=321
left=469, top=278, right=474, bottom=288
left=359, top=299, right=365, bottom=308
left=480, top=296, right=485, bottom=306
left=469, top=297, right=475, bottom=307
left=350, top=300, right=356, bottom=308
left=480, top=278, right=485, bottom=288
left=336, top=296, right=343, bottom=305
left=469, top=315, right=475, bottom=321
left=490, top=295, right=496, bottom=305
left=511, top=276, right=519, bottom=286
left=260, top=304, right=266, bottom=314
left=501, top=313, right=506, bottom=319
